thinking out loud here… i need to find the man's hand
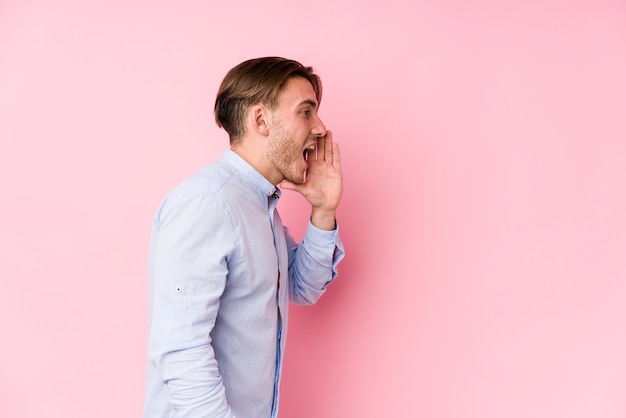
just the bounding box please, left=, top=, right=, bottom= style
left=279, top=130, right=342, bottom=230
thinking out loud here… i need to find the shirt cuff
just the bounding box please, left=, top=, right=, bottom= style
left=305, top=219, right=345, bottom=268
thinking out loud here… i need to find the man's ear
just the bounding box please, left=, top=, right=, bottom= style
left=250, top=105, right=270, bottom=136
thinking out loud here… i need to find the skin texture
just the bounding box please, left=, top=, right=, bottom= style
left=232, top=76, right=342, bottom=231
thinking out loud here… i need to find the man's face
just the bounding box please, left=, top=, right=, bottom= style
left=266, top=77, right=326, bottom=185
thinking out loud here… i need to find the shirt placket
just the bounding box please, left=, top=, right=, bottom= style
left=268, top=193, right=286, bottom=417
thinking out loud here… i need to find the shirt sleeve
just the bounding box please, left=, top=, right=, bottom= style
left=147, top=191, right=236, bottom=418
left=286, top=220, right=345, bottom=305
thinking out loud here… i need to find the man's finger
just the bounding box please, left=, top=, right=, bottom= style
left=324, top=130, right=333, bottom=163
left=332, top=142, right=340, bottom=168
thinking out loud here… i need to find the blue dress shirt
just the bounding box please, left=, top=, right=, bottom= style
left=143, top=150, right=344, bottom=418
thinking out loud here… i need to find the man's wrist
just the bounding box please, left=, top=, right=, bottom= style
left=310, top=208, right=337, bottom=231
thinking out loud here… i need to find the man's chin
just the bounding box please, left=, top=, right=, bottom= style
left=284, top=174, right=305, bottom=185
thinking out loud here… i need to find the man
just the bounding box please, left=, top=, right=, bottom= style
left=143, top=57, right=345, bottom=418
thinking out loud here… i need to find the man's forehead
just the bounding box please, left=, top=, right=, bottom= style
left=278, top=77, right=318, bottom=108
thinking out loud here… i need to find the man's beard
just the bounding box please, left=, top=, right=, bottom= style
left=267, top=119, right=306, bottom=185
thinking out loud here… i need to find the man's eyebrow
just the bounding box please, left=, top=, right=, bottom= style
left=298, top=99, right=318, bottom=108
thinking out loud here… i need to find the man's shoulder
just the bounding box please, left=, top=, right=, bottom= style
left=154, top=159, right=238, bottom=223
left=172, top=158, right=236, bottom=199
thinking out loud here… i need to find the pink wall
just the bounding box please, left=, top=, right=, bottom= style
left=1, top=1, right=625, bottom=417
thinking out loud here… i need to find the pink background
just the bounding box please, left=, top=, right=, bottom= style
left=1, top=0, right=625, bottom=417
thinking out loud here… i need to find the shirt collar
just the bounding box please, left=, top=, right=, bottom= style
left=221, top=149, right=280, bottom=199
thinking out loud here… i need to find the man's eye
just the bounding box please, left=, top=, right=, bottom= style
left=302, top=110, right=311, bottom=117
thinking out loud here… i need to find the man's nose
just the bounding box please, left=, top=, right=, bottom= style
left=312, top=116, right=327, bottom=137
